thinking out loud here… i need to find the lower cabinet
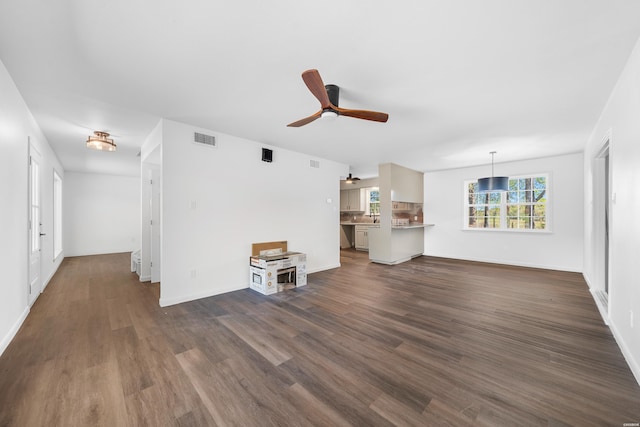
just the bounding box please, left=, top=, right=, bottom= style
left=355, top=226, right=370, bottom=251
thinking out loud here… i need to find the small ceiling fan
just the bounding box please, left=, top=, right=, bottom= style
left=344, top=173, right=360, bottom=184
left=287, top=69, right=389, bottom=127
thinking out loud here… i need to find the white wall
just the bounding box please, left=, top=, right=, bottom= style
left=160, top=119, right=346, bottom=306
left=0, top=59, right=64, bottom=355
left=64, top=172, right=140, bottom=256
left=424, top=152, right=584, bottom=272
left=584, top=36, right=640, bottom=383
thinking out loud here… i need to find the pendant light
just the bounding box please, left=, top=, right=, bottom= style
left=86, top=131, right=117, bottom=151
left=477, top=151, right=508, bottom=192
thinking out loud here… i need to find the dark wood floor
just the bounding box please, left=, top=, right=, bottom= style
left=1, top=250, right=639, bottom=426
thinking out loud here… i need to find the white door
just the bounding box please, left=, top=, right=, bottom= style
left=28, top=143, right=43, bottom=305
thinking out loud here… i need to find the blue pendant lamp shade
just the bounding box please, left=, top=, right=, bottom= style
left=477, top=176, right=509, bottom=192
left=478, top=151, right=508, bottom=192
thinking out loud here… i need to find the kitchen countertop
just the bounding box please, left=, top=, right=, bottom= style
left=391, top=223, right=434, bottom=229
left=341, top=222, right=433, bottom=229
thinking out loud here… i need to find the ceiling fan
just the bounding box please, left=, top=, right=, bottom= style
left=344, top=173, right=360, bottom=184
left=287, top=69, right=389, bottom=127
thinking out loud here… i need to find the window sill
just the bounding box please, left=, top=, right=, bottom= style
left=462, top=228, right=552, bottom=234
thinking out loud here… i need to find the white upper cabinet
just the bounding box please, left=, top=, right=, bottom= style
left=340, top=188, right=365, bottom=212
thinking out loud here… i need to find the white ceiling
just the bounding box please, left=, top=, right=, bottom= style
left=2, top=0, right=640, bottom=178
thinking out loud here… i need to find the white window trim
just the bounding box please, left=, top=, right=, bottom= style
left=463, top=173, right=552, bottom=233
left=365, top=188, right=380, bottom=216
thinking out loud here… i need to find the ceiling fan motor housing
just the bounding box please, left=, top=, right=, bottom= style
left=325, top=84, right=339, bottom=113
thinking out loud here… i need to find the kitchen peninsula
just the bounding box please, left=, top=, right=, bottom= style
left=368, top=163, right=432, bottom=265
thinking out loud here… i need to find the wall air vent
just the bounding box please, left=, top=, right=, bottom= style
left=193, top=132, right=217, bottom=148
left=310, top=159, right=320, bottom=168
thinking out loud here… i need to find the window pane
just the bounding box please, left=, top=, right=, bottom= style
left=488, top=193, right=501, bottom=204
left=468, top=218, right=482, bottom=228
left=532, top=205, right=545, bottom=216
left=534, top=177, right=546, bottom=189
left=515, top=179, right=524, bottom=190
left=486, top=217, right=501, bottom=228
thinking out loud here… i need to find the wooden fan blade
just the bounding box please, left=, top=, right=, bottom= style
left=287, top=110, right=322, bottom=127
left=301, top=69, right=331, bottom=109
left=335, top=107, right=389, bottom=123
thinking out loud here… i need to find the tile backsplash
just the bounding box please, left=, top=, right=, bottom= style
left=340, top=204, right=423, bottom=224
left=340, top=212, right=377, bottom=223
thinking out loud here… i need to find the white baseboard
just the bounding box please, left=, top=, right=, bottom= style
left=307, top=263, right=341, bottom=274
left=0, top=306, right=30, bottom=357
left=158, top=263, right=342, bottom=307
left=159, top=283, right=247, bottom=307
left=422, top=253, right=582, bottom=273
left=609, top=320, right=640, bottom=387
left=139, top=275, right=151, bottom=282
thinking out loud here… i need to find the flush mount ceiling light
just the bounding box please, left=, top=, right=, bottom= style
left=321, top=110, right=339, bottom=120
left=345, top=173, right=360, bottom=184
left=477, top=151, right=508, bottom=192
left=86, top=131, right=116, bottom=152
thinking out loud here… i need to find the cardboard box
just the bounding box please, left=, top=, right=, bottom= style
left=249, top=254, right=307, bottom=295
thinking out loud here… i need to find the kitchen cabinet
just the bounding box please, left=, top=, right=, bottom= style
left=392, top=201, right=410, bottom=210
left=355, top=225, right=370, bottom=250
left=340, top=189, right=365, bottom=212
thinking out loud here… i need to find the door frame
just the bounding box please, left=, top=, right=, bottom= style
left=28, top=139, right=43, bottom=306
left=593, top=134, right=611, bottom=321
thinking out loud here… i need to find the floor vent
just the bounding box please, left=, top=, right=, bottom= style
left=194, top=132, right=217, bottom=147
left=310, top=159, right=320, bottom=168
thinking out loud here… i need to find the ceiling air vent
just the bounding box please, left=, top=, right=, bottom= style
left=310, top=159, right=320, bottom=168
left=193, top=132, right=217, bottom=148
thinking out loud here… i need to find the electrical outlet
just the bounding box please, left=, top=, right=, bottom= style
left=190, top=269, right=197, bottom=279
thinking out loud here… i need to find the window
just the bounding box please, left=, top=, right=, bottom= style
left=465, top=174, right=548, bottom=231
left=53, top=171, right=62, bottom=259
left=368, top=189, right=380, bottom=215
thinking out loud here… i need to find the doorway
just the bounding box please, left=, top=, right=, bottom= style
left=28, top=141, right=43, bottom=306
left=593, top=140, right=611, bottom=320
left=150, top=167, right=161, bottom=283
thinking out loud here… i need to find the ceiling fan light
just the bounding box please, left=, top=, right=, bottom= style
left=321, top=110, right=338, bottom=120
left=86, top=131, right=116, bottom=152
